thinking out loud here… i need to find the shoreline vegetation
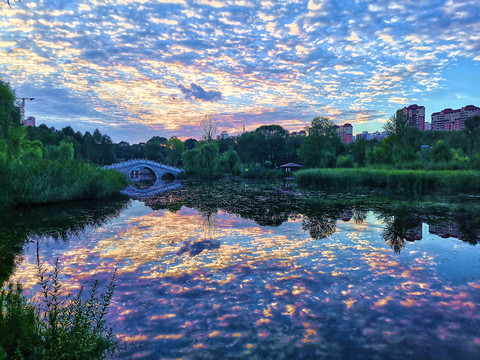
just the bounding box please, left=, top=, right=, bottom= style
left=294, top=168, right=480, bottom=194
left=1, top=261, right=119, bottom=360
left=0, top=80, right=127, bottom=208
left=2, top=78, right=480, bottom=207
left=1, top=158, right=127, bottom=207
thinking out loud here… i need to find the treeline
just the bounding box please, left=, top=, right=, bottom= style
left=87, top=112, right=480, bottom=180
left=26, top=124, right=116, bottom=165
left=0, top=80, right=126, bottom=206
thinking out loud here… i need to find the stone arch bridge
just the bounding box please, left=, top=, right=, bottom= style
left=104, top=159, right=184, bottom=195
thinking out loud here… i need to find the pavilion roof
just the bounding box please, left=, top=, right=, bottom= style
left=280, top=162, right=302, bottom=168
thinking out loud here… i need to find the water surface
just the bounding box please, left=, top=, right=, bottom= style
left=6, top=183, right=480, bottom=359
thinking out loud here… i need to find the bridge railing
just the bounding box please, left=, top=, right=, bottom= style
left=104, top=159, right=184, bottom=173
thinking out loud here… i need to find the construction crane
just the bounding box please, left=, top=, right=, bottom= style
left=18, top=97, right=34, bottom=124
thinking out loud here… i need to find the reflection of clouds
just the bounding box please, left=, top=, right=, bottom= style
left=9, top=202, right=480, bottom=359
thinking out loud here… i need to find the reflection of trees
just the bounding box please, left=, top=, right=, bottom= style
left=302, top=217, right=336, bottom=240
left=200, top=210, right=217, bottom=240
left=0, top=198, right=129, bottom=285
left=382, top=217, right=407, bottom=253
left=177, top=210, right=220, bottom=257
left=381, top=214, right=423, bottom=253
left=352, top=209, right=367, bottom=224
left=147, top=181, right=480, bottom=248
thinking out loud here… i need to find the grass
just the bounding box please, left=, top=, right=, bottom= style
left=294, top=168, right=480, bottom=194
left=0, top=259, right=120, bottom=360
left=2, top=159, right=127, bottom=206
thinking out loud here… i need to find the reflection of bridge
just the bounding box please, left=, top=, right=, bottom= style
left=104, top=159, right=184, bottom=196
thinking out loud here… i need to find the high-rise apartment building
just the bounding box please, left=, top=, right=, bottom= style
left=336, top=123, right=353, bottom=144
left=402, top=104, right=425, bottom=131
left=431, top=105, right=480, bottom=131
left=24, top=116, right=36, bottom=127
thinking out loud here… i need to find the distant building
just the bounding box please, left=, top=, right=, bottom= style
left=371, top=131, right=388, bottom=141
left=431, top=105, right=480, bottom=131
left=24, top=116, right=36, bottom=127
left=290, top=130, right=306, bottom=136
left=405, top=223, right=423, bottom=242
left=402, top=104, right=425, bottom=131
left=424, top=122, right=431, bottom=131
left=353, top=130, right=387, bottom=142
left=216, top=131, right=229, bottom=140
left=429, top=222, right=461, bottom=239
left=355, top=131, right=371, bottom=141
left=336, top=123, right=353, bottom=144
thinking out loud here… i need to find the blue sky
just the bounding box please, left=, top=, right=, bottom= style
left=1, top=0, right=479, bottom=142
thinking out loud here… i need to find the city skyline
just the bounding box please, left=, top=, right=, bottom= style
left=1, top=0, right=479, bottom=143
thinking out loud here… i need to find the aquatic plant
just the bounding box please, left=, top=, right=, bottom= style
left=0, top=260, right=120, bottom=359
left=294, top=168, right=480, bottom=194
left=3, top=158, right=127, bottom=206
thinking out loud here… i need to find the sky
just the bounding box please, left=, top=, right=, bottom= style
left=1, top=0, right=479, bottom=143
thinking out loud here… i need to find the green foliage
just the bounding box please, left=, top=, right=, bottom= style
left=306, top=116, right=337, bottom=137
left=336, top=154, right=354, bottom=168
left=236, top=131, right=264, bottom=164
left=182, top=141, right=225, bottom=179
left=0, top=80, right=20, bottom=139
left=241, top=167, right=283, bottom=179
left=0, top=82, right=126, bottom=206
left=46, top=140, right=74, bottom=161
left=299, top=134, right=342, bottom=168
left=431, top=140, right=452, bottom=163
left=383, top=109, right=408, bottom=136
left=165, top=136, right=185, bottom=166
left=0, top=283, right=42, bottom=359
left=464, top=115, right=480, bottom=133
left=3, top=158, right=126, bottom=206
left=27, top=125, right=116, bottom=165
left=217, top=147, right=239, bottom=174
left=0, top=260, right=119, bottom=359
left=295, top=168, right=480, bottom=194
left=144, top=136, right=167, bottom=162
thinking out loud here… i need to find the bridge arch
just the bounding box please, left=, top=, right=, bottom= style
left=104, top=159, right=184, bottom=191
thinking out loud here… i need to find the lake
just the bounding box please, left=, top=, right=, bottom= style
left=4, top=181, right=480, bottom=359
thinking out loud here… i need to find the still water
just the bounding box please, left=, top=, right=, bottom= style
left=5, top=182, right=480, bottom=359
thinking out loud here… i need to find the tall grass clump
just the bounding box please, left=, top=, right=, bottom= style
left=295, top=168, right=480, bottom=194
left=0, top=259, right=120, bottom=360
left=6, top=159, right=127, bottom=205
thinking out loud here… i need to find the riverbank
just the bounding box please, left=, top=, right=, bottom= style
left=294, top=168, right=480, bottom=193
left=0, top=159, right=127, bottom=207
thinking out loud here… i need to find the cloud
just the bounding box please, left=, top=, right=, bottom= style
left=178, top=83, right=222, bottom=102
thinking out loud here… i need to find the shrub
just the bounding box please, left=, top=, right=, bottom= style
left=0, top=260, right=120, bottom=359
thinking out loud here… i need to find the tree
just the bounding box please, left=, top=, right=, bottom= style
left=200, top=115, right=218, bottom=141
left=465, top=115, right=480, bottom=133
left=236, top=131, right=264, bottom=164
left=184, top=138, right=198, bottom=150
left=165, top=136, right=184, bottom=166
left=0, top=80, right=20, bottom=139
left=383, top=110, right=408, bottom=136
left=182, top=141, right=219, bottom=178
left=144, top=136, right=167, bottom=162
left=306, top=116, right=337, bottom=137
left=431, top=139, right=452, bottom=163
left=255, top=125, right=289, bottom=166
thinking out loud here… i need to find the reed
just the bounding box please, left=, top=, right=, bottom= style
left=295, top=168, right=480, bottom=194
left=3, top=159, right=127, bottom=206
